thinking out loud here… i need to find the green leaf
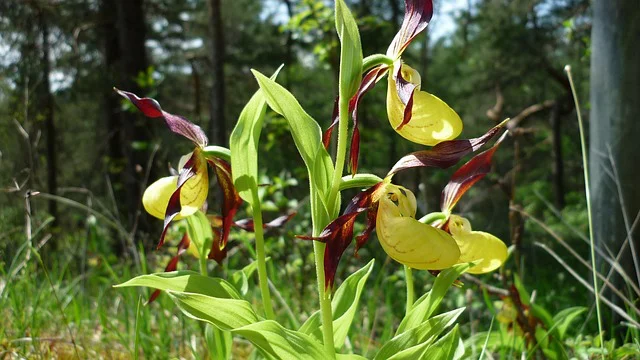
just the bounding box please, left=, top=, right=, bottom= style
left=251, top=70, right=327, bottom=172
left=551, top=307, right=586, bottom=340
left=374, top=307, right=465, bottom=360
left=205, top=324, right=232, bottom=360
left=251, top=70, right=334, bottom=224
left=167, top=291, right=258, bottom=331
left=115, top=271, right=241, bottom=300
left=230, top=257, right=270, bottom=297
left=337, top=354, right=368, bottom=360
left=233, top=320, right=329, bottom=359
left=300, top=260, right=375, bottom=349
left=389, top=325, right=462, bottom=360
left=396, top=263, right=472, bottom=334
left=231, top=66, right=283, bottom=205
left=513, top=273, right=530, bottom=305
left=186, top=210, right=214, bottom=260
left=335, top=0, right=363, bottom=100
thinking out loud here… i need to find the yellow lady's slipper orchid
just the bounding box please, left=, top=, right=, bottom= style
left=115, top=89, right=242, bottom=252
left=387, top=63, right=462, bottom=145
left=142, top=150, right=209, bottom=221
left=448, top=215, right=508, bottom=274
left=303, top=121, right=510, bottom=289
left=437, top=132, right=510, bottom=274
left=376, top=184, right=460, bottom=269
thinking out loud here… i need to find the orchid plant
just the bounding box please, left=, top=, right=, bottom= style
left=116, top=0, right=510, bottom=358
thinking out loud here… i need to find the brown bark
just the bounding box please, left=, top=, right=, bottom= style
left=114, top=0, right=152, bottom=230
left=207, top=0, right=226, bottom=146
left=37, top=6, right=58, bottom=224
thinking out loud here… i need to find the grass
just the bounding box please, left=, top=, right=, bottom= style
left=1, top=176, right=639, bottom=359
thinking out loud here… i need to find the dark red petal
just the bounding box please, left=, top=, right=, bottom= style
left=209, top=228, right=228, bottom=265
left=322, top=97, right=340, bottom=150
left=233, top=212, right=296, bottom=232
left=348, top=66, right=389, bottom=175
left=148, top=233, right=191, bottom=304
left=265, top=212, right=297, bottom=229
left=297, top=211, right=362, bottom=290
left=207, top=158, right=242, bottom=260
left=296, top=181, right=386, bottom=289
left=387, top=121, right=508, bottom=176
left=355, top=204, right=379, bottom=255
left=441, top=132, right=507, bottom=212
left=324, top=67, right=388, bottom=175
left=233, top=218, right=255, bottom=232
left=349, top=128, right=361, bottom=175
left=387, top=0, right=434, bottom=58
left=157, top=153, right=200, bottom=249
left=390, top=62, right=420, bottom=131
left=114, top=88, right=208, bottom=147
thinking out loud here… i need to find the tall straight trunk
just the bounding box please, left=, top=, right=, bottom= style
left=115, top=0, right=151, bottom=230
left=101, top=0, right=130, bottom=254
left=101, top=0, right=123, bottom=182
left=207, top=0, right=226, bottom=146
left=38, top=7, right=57, bottom=224
left=590, top=0, right=640, bottom=312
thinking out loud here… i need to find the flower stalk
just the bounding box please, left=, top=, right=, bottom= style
left=314, top=93, right=352, bottom=358
left=251, top=190, right=276, bottom=320
left=362, top=53, right=393, bottom=72
left=313, top=241, right=335, bottom=356
left=405, top=265, right=415, bottom=314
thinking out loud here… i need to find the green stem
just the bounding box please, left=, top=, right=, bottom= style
left=199, top=256, right=207, bottom=277
left=404, top=266, right=414, bottom=315
left=362, top=53, right=394, bottom=72
left=565, top=65, right=604, bottom=356
left=339, top=174, right=383, bottom=191
left=418, top=212, right=447, bottom=225
left=314, top=84, right=352, bottom=359
left=327, top=97, right=351, bottom=216
left=202, top=145, right=231, bottom=162
left=251, top=190, right=276, bottom=320
left=314, top=241, right=335, bottom=356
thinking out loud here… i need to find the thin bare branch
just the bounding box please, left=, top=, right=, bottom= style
left=534, top=242, right=640, bottom=329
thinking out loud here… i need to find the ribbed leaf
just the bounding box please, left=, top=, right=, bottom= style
left=300, top=260, right=375, bottom=349
left=205, top=324, right=232, bottom=360
left=233, top=320, right=329, bottom=359
left=230, top=257, right=270, bottom=297
left=231, top=66, right=282, bottom=205
left=396, top=263, right=471, bottom=334
left=167, top=291, right=258, bottom=331
left=335, top=0, right=363, bottom=100
left=375, top=307, right=464, bottom=359
left=552, top=306, right=586, bottom=340
left=252, top=70, right=335, bottom=222
left=115, top=271, right=241, bottom=300
left=390, top=325, right=462, bottom=360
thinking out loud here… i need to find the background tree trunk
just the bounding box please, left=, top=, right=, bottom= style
left=207, top=0, right=226, bottom=146
left=115, top=0, right=152, bottom=231
left=38, top=6, right=57, bottom=224
left=590, top=0, right=640, bottom=312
